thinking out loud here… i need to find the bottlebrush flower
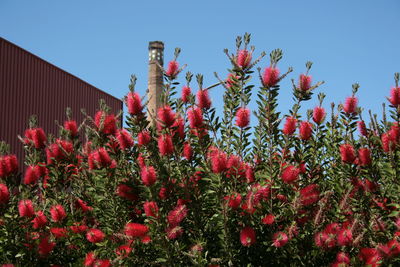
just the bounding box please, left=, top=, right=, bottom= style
left=32, top=211, right=47, bottom=229
left=116, top=129, right=134, bottom=150
left=313, top=106, right=326, bottom=124
left=343, top=96, right=358, bottom=114
left=23, top=165, right=44, bottom=185
left=298, top=74, right=312, bottom=91
left=235, top=107, right=250, bottom=128
left=337, top=228, right=353, bottom=246
left=262, top=67, right=280, bottom=87
left=116, top=184, right=138, bottom=201
left=38, top=236, right=56, bottom=256
left=171, top=116, right=185, bottom=139
left=187, top=107, right=203, bottom=128
left=24, top=127, right=47, bottom=149
left=225, top=193, right=242, bottom=209
left=389, top=87, right=400, bottom=106
left=141, top=166, right=157, bottom=186
left=158, top=134, right=174, bottom=156
left=166, top=225, right=184, bottom=240
left=18, top=199, right=34, bottom=217
left=283, top=116, right=297, bottom=135
left=0, top=183, right=10, bottom=204
left=240, top=227, right=256, bottom=247
left=357, top=120, right=368, bottom=136
left=157, top=105, right=176, bottom=128
left=208, top=148, right=228, bottom=173
left=138, top=130, right=151, bottom=146
left=358, top=248, right=381, bottom=265
left=236, top=49, right=252, bottom=68
left=272, top=231, right=288, bottom=247
left=126, top=91, right=143, bottom=115
left=64, top=120, right=78, bottom=137
left=358, top=147, right=372, bottom=166
left=94, top=259, right=111, bottom=267
left=88, top=147, right=112, bottom=170
left=181, top=86, right=191, bottom=103
left=50, top=204, right=66, bottom=222
left=196, top=89, right=212, bottom=109
left=339, top=144, right=356, bottom=163
left=0, top=154, right=18, bottom=178
left=86, top=228, right=105, bottom=243
left=166, top=60, right=179, bottom=78
left=84, top=252, right=96, bottom=266
left=46, top=139, right=73, bottom=164
left=381, top=132, right=396, bottom=152
left=116, top=244, right=133, bottom=258
left=299, top=121, right=313, bottom=140
left=300, top=184, right=320, bottom=206
left=144, top=201, right=159, bottom=218
left=336, top=252, right=350, bottom=264
left=225, top=73, right=238, bottom=88
left=281, top=165, right=300, bottom=184
left=262, top=214, right=275, bottom=225
left=183, top=142, right=193, bottom=160
left=70, top=223, right=88, bottom=234
left=124, top=223, right=149, bottom=238
left=50, top=227, right=68, bottom=239
left=167, top=204, right=188, bottom=226
left=94, top=111, right=117, bottom=135
left=75, top=199, right=93, bottom=213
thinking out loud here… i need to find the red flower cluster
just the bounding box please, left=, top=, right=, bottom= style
left=24, top=127, right=47, bottom=149
left=94, top=111, right=117, bottom=135
left=0, top=154, right=18, bottom=178
left=262, top=67, right=280, bottom=87
left=236, top=49, right=252, bottom=69
left=126, top=92, right=143, bottom=115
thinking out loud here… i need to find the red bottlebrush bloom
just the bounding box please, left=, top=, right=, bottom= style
left=387, top=239, right=400, bottom=257
left=245, top=165, right=255, bottom=183
left=240, top=227, right=256, bottom=247
left=299, top=74, right=312, bottom=91
left=23, top=165, right=41, bottom=185
left=166, top=60, right=179, bottom=78
left=126, top=92, right=143, bottom=115
left=339, top=144, right=356, bottom=163
left=183, top=142, right=193, bottom=160
left=88, top=147, right=112, bottom=170
left=32, top=211, right=47, bottom=229
left=225, top=73, right=239, bottom=88
left=181, top=86, right=191, bottom=103
left=343, top=96, right=358, bottom=114
left=144, top=201, right=159, bottom=218
left=138, top=130, right=151, bottom=146
left=141, top=166, right=157, bottom=186
left=116, top=244, right=133, bottom=258
left=76, top=199, right=93, bottom=213
left=225, top=193, right=242, bottom=209
left=158, top=134, right=174, bottom=156
left=50, top=204, right=66, bottom=222
left=84, top=252, right=96, bottom=266
left=166, top=225, right=184, bottom=240
left=157, top=105, right=176, bottom=128
left=357, top=120, right=368, bottom=136
left=358, top=147, right=372, bottom=166
left=0, top=183, right=10, bottom=204
left=167, top=204, right=188, bottom=226
left=188, top=107, right=204, bottom=128
left=196, top=89, right=212, bottom=109
left=0, top=154, right=18, bottom=178
left=283, top=116, right=297, bottom=135
left=281, top=165, right=300, bottom=184
left=70, top=223, right=88, bottom=234
left=46, top=139, right=73, bottom=164
left=358, top=248, right=381, bottom=265
left=64, top=120, right=78, bottom=137
left=312, top=106, right=326, bottom=124
left=116, top=129, right=134, bottom=150
left=300, top=184, right=320, bottom=206
left=86, top=228, right=105, bottom=243
left=172, top=116, right=185, bottom=139
left=262, top=214, right=275, bottom=225
left=262, top=67, right=280, bottom=87
left=94, top=111, right=117, bottom=135
left=50, top=227, right=68, bottom=239
left=18, top=199, right=34, bottom=217
left=116, top=184, right=138, bottom=201
left=381, top=132, right=396, bottom=152
left=38, top=236, right=56, bottom=256
left=94, top=259, right=111, bottom=267
left=124, top=223, right=149, bottom=238
left=272, top=231, right=288, bottom=247
left=299, top=121, right=313, bottom=140
left=209, top=149, right=228, bottom=173
left=337, top=228, right=353, bottom=246
left=25, top=127, right=47, bottom=149
left=336, top=252, right=350, bottom=264
left=236, top=49, right=252, bottom=68
left=389, top=87, right=400, bottom=106
left=235, top=107, right=250, bottom=128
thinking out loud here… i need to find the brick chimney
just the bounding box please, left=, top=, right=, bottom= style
left=147, top=41, right=164, bottom=127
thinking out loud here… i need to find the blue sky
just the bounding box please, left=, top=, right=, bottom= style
left=1, top=0, right=399, bottom=122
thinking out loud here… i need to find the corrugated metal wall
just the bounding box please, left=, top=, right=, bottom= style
left=0, top=37, right=123, bottom=169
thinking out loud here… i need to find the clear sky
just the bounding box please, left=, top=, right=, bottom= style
left=1, top=0, right=399, bottom=123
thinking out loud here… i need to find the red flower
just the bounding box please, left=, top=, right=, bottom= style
left=358, top=147, right=372, bottom=166
left=357, top=120, right=368, bottom=136
left=64, top=120, right=78, bottom=137
left=343, top=96, right=358, bottom=114
left=157, top=105, right=176, bottom=128
left=272, top=231, right=288, bottom=247
left=196, top=89, right=212, bottom=109
left=337, top=228, right=353, bottom=246
left=50, top=227, right=68, bottom=238
left=358, top=248, right=381, bottom=265
left=126, top=92, right=143, bottom=115
left=188, top=107, right=203, bottom=128
left=24, top=127, right=47, bottom=149
left=336, top=252, right=350, bottom=264
left=389, top=87, right=400, bottom=106
left=124, top=223, right=149, bottom=238
left=262, top=67, right=280, bottom=87
left=283, top=116, right=297, bottom=136
left=208, top=148, right=228, bottom=173
left=138, top=130, right=151, bottom=146
left=225, top=73, right=238, bottom=88
left=166, top=225, right=184, bottom=240
left=84, top=252, right=96, bottom=266
left=339, top=144, right=356, bottom=163
left=94, top=259, right=111, bottom=267
left=158, top=134, right=174, bottom=156
left=70, top=223, right=88, bottom=234
left=240, top=227, right=256, bottom=247
left=46, top=139, right=73, bottom=164
left=38, top=236, right=56, bottom=256
left=167, top=204, right=188, bottom=226
left=166, top=60, right=179, bottom=78
left=141, top=166, right=157, bottom=186
left=299, top=74, right=312, bottom=91
left=181, top=86, right=191, bottom=103
left=235, top=107, right=250, bottom=128
left=50, top=204, right=66, bottom=222
left=0, top=183, right=10, bottom=204
left=116, top=184, right=138, bottom=201
left=116, top=244, right=133, bottom=258
left=116, top=129, right=134, bottom=150
left=313, top=106, right=326, bottom=124
left=262, top=214, right=275, bottom=225
left=144, top=201, right=159, bottom=218
left=299, top=121, right=313, bottom=140
left=0, top=154, right=18, bottom=178
left=225, top=193, right=242, bottom=209
left=32, top=211, right=47, bottom=229
left=23, top=165, right=44, bottom=185
left=300, top=184, right=320, bottom=206
left=88, top=147, right=112, bottom=170
left=236, top=49, right=252, bottom=68
left=281, top=165, right=300, bottom=184
left=86, top=228, right=105, bottom=243
left=183, top=142, right=193, bottom=160
left=94, top=111, right=117, bottom=135
left=18, top=199, right=34, bottom=217
left=76, top=199, right=93, bottom=213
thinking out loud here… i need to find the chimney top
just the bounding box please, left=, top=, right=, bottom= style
left=148, top=41, right=164, bottom=50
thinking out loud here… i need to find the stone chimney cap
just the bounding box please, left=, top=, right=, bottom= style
left=149, top=41, right=164, bottom=50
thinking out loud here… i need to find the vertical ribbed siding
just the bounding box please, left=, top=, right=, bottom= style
left=0, top=37, right=123, bottom=169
